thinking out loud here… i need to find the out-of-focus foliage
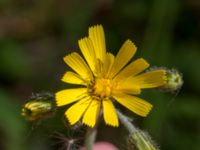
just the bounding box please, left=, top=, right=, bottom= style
left=0, top=0, right=199, bottom=150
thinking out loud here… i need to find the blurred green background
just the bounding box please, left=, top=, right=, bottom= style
left=0, top=0, right=200, bottom=150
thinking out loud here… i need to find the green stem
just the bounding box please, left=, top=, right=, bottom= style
left=117, top=109, right=136, bottom=134
left=85, top=127, right=97, bottom=150
left=117, top=110, right=158, bottom=150
left=84, top=112, right=102, bottom=150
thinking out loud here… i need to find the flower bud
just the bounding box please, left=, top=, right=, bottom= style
left=21, top=93, right=56, bottom=121
left=127, top=128, right=158, bottom=150
left=160, top=68, right=183, bottom=92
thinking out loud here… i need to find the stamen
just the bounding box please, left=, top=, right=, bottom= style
left=93, top=78, right=112, bottom=98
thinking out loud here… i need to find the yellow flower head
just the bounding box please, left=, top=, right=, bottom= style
left=56, top=25, right=166, bottom=127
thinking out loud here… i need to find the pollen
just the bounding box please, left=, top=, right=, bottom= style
left=93, top=78, right=112, bottom=98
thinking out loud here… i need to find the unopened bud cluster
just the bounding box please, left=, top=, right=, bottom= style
left=21, top=93, right=56, bottom=121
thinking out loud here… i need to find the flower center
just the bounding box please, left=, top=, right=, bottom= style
left=93, top=78, right=112, bottom=98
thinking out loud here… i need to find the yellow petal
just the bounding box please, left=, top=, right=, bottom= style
left=61, top=71, right=86, bottom=85
left=106, top=53, right=115, bottom=72
left=113, top=83, right=141, bottom=95
left=103, top=53, right=115, bottom=78
left=65, top=97, right=91, bottom=125
left=127, top=70, right=166, bottom=88
left=109, top=40, right=137, bottom=78
left=114, top=58, right=149, bottom=81
left=89, top=25, right=106, bottom=63
left=55, top=88, right=87, bottom=106
left=82, top=100, right=101, bottom=127
left=113, top=93, right=153, bottom=117
left=103, top=99, right=119, bottom=127
left=78, top=37, right=96, bottom=72
left=94, top=58, right=104, bottom=77
left=63, top=52, right=93, bottom=80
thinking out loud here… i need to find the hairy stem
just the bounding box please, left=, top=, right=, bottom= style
left=84, top=111, right=102, bottom=150
left=117, top=109, right=136, bottom=133
left=85, top=128, right=97, bottom=150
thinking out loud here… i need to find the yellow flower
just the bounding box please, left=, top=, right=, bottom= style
left=56, top=25, right=166, bottom=127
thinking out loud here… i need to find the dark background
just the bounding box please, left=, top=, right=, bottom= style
left=0, top=0, right=200, bottom=150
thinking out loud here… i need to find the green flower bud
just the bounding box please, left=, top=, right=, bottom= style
left=21, top=93, right=56, bottom=121
left=127, top=128, right=158, bottom=150
left=161, top=68, right=183, bottom=92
